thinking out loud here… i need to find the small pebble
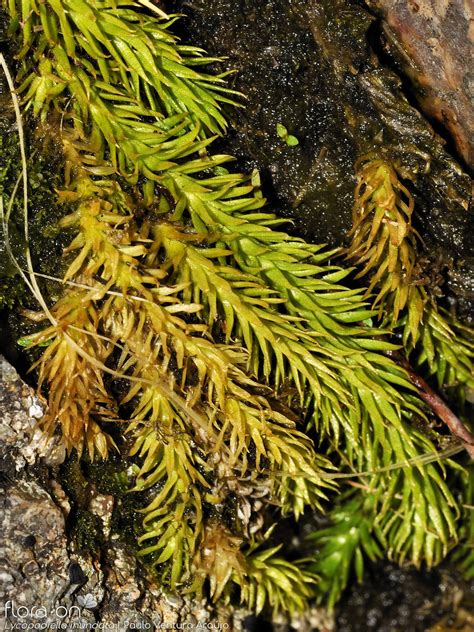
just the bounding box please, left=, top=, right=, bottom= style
left=165, top=592, right=184, bottom=609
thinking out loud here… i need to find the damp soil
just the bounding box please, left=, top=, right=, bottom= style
left=335, top=562, right=474, bottom=632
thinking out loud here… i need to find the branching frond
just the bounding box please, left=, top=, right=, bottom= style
left=310, top=494, right=381, bottom=609
left=10, top=0, right=237, bottom=134
left=344, top=157, right=473, bottom=400
left=345, top=157, right=424, bottom=341
left=151, top=184, right=428, bottom=448
left=239, top=541, right=317, bottom=616
left=413, top=302, right=474, bottom=395
left=21, top=293, right=117, bottom=459
left=311, top=435, right=461, bottom=608
left=452, top=469, right=474, bottom=579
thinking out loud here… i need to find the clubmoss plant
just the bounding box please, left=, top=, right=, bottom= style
left=345, top=157, right=423, bottom=337
left=1, top=0, right=473, bottom=616
left=317, top=153, right=474, bottom=606
left=346, top=156, right=474, bottom=399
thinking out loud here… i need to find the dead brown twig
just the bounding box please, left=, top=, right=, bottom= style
left=387, top=350, right=474, bottom=459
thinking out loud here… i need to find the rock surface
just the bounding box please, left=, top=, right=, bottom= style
left=365, top=0, right=474, bottom=172
left=0, top=356, right=228, bottom=631
left=0, top=355, right=334, bottom=632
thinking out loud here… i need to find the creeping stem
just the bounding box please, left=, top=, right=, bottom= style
left=388, top=350, right=474, bottom=458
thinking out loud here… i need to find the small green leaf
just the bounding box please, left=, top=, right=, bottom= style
left=276, top=122, right=287, bottom=138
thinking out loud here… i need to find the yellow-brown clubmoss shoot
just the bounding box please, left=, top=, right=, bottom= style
left=346, top=157, right=474, bottom=397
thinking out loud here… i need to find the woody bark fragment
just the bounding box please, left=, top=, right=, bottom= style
left=365, top=0, right=474, bottom=172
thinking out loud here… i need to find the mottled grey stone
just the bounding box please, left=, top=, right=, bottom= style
left=0, top=357, right=333, bottom=632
